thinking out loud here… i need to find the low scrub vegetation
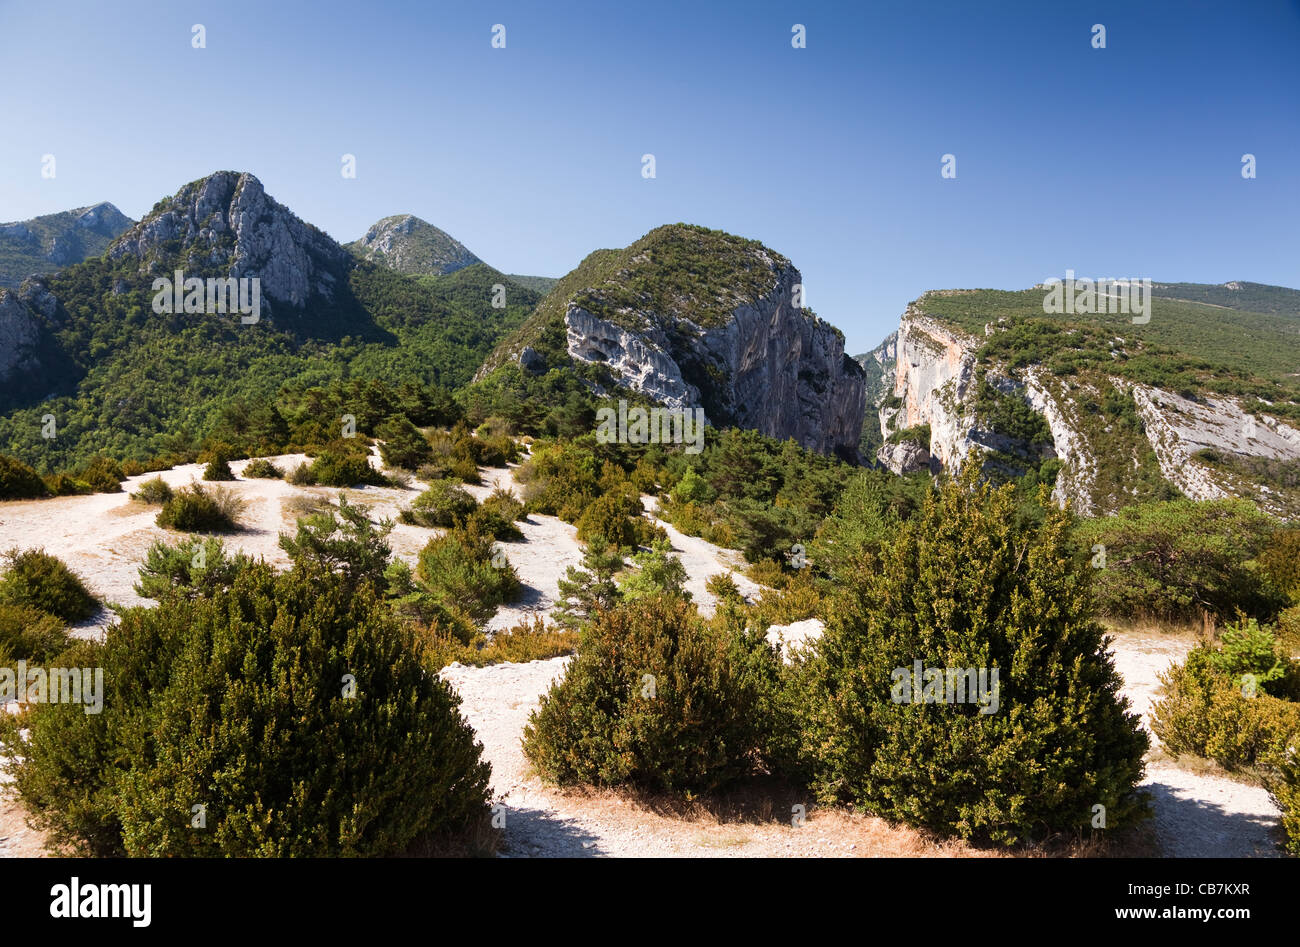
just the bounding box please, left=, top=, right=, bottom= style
left=0, top=548, right=98, bottom=623
left=1152, top=617, right=1300, bottom=853
left=241, top=458, right=283, bottom=479
left=12, top=497, right=493, bottom=856
left=156, top=483, right=246, bottom=533
left=1074, top=498, right=1286, bottom=624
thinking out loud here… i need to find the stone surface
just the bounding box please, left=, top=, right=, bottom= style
left=765, top=618, right=825, bottom=664
left=876, top=439, right=931, bottom=474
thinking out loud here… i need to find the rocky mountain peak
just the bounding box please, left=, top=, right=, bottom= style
left=108, top=171, right=352, bottom=307
left=482, top=223, right=865, bottom=457
left=347, top=214, right=481, bottom=276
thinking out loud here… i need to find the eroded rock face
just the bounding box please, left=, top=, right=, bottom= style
left=0, top=290, right=41, bottom=384
left=881, top=295, right=1300, bottom=516
left=884, top=306, right=981, bottom=471
left=1126, top=382, right=1300, bottom=514
left=564, top=266, right=865, bottom=456
left=876, top=439, right=931, bottom=474
left=109, top=171, right=351, bottom=308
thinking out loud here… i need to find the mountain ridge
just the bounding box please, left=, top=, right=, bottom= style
left=0, top=202, right=133, bottom=288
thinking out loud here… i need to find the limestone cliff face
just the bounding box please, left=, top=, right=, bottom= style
left=1125, top=382, right=1300, bottom=514
left=563, top=264, right=865, bottom=456
left=878, top=293, right=1300, bottom=516
left=109, top=171, right=351, bottom=308
left=882, top=304, right=981, bottom=471
left=0, top=289, right=41, bottom=384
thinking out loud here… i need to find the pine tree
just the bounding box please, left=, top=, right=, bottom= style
left=617, top=538, right=690, bottom=602
left=554, top=536, right=624, bottom=630
left=278, top=493, right=393, bottom=594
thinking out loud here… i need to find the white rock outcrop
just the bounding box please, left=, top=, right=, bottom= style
left=880, top=303, right=981, bottom=473
left=764, top=618, right=825, bottom=664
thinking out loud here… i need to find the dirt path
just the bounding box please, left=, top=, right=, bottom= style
left=1107, top=628, right=1284, bottom=857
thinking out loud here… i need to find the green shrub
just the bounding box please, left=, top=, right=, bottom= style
left=1263, top=747, right=1300, bottom=855
left=808, top=471, right=900, bottom=584
left=129, top=476, right=174, bottom=505
left=0, top=603, right=71, bottom=661
left=0, top=455, right=49, bottom=500
left=522, top=595, right=766, bottom=793
left=1152, top=643, right=1300, bottom=771
left=804, top=468, right=1149, bottom=844
left=420, top=616, right=578, bottom=668
left=0, top=549, right=98, bottom=623
left=376, top=416, right=432, bottom=470
left=1278, top=605, right=1300, bottom=655
left=400, top=480, right=478, bottom=528
left=286, top=461, right=315, bottom=485
left=1074, top=498, right=1284, bottom=623
left=202, top=456, right=236, bottom=481
left=617, top=539, right=690, bottom=602
left=480, top=487, right=525, bottom=524
left=13, top=563, right=492, bottom=856
left=476, top=434, right=519, bottom=468
left=1151, top=628, right=1300, bottom=853
left=241, top=458, right=283, bottom=479
left=554, top=537, right=624, bottom=631
left=279, top=494, right=394, bottom=597
left=517, top=441, right=599, bottom=520
left=672, top=466, right=714, bottom=505
left=156, top=484, right=244, bottom=533
left=43, top=473, right=90, bottom=496
left=415, top=525, right=520, bottom=627
left=1207, top=616, right=1287, bottom=696
left=450, top=458, right=481, bottom=485
left=1261, top=528, right=1300, bottom=605
left=134, top=537, right=255, bottom=603
left=79, top=456, right=125, bottom=493
left=575, top=490, right=646, bottom=550
left=705, top=571, right=742, bottom=604
left=310, top=449, right=386, bottom=487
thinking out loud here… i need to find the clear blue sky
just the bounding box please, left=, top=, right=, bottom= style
left=1, top=0, right=1297, bottom=352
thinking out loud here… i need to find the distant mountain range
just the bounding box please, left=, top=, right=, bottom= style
left=0, top=172, right=862, bottom=467
left=344, top=213, right=557, bottom=294
left=0, top=173, right=544, bottom=468
left=3, top=173, right=1297, bottom=508
left=0, top=203, right=133, bottom=288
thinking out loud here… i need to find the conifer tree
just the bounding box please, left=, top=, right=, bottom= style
left=554, top=536, right=624, bottom=630
left=805, top=466, right=1149, bottom=844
